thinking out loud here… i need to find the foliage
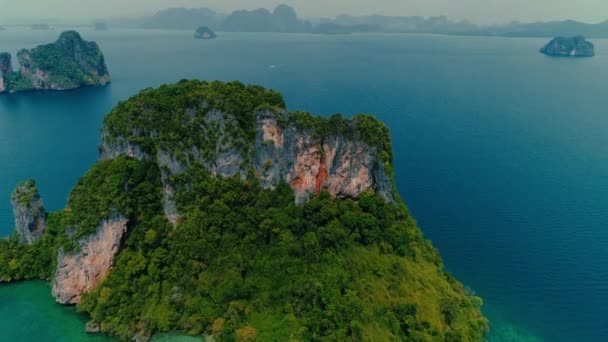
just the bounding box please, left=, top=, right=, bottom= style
left=73, top=162, right=487, bottom=341
left=61, top=157, right=163, bottom=245
left=0, top=156, right=487, bottom=340
left=5, top=71, right=36, bottom=92
left=0, top=157, right=163, bottom=281
left=104, top=80, right=285, bottom=157
left=103, top=81, right=393, bottom=169
left=11, top=179, right=39, bottom=206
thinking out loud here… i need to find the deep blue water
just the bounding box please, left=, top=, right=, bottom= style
left=1, top=29, right=607, bottom=341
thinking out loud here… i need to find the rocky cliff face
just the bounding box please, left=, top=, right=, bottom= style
left=0, top=52, right=11, bottom=93
left=10, top=180, right=47, bottom=245
left=0, top=30, right=110, bottom=93
left=52, top=215, right=128, bottom=304
left=253, top=112, right=393, bottom=203
left=100, top=108, right=394, bottom=224
left=540, top=36, right=595, bottom=57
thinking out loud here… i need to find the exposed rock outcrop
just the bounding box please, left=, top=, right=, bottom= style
left=253, top=112, right=394, bottom=203
left=1, top=30, right=110, bottom=94
left=52, top=215, right=128, bottom=304
left=10, top=180, right=47, bottom=245
left=98, top=131, right=146, bottom=160
left=540, top=36, right=595, bottom=57
left=100, top=108, right=394, bottom=221
left=85, top=321, right=101, bottom=334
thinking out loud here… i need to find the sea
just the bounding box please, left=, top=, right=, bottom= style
left=1, top=29, right=607, bottom=341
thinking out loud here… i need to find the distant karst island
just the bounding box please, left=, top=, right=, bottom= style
left=540, top=36, right=595, bottom=57
left=194, top=26, right=216, bottom=39
left=31, top=24, right=51, bottom=30
left=135, top=5, right=608, bottom=38
left=95, top=22, right=109, bottom=31
left=0, top=31, right=110, bottom=94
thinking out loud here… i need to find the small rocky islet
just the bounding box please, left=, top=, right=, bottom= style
left=194, top=26, right=217, bottom=39
left=540, top=35, right=595, bottom=57
left=0, top=30, right=110, bottom=94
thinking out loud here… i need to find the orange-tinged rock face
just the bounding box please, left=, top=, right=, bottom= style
left=101, top=110, right=395, bottom=218
left=287, top=136, right=379, bottom=203
left=290, top=136, right=324, bottom=200
left=261, top=118, right=284, bottom=149
left=52, top=216, right=128, bottom=304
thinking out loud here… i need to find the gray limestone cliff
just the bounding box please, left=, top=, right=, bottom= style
left=52, top=215, right=128, bottom=304
left=99, top=108, right=395, bottom=224
left=10, top=180, right=47, bottom=245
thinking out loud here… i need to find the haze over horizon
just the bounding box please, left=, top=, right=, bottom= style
left=2, top=0, right=608, bottom=25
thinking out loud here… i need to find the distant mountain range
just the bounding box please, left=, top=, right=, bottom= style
left=130, top=4, right=608, bottom=38
left=141, top=7, right=223, bottom=30
left=140, top=5, right=311, bottom=33
left=479, top=20, right=608, bottom=38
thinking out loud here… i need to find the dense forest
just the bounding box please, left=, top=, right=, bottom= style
left=0, top=81, right=487, bottom=341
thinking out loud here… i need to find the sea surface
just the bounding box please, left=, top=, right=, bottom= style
left=1, top=29, right=607, bottom=341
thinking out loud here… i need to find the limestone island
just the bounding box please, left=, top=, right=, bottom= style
left=194, top=26, right=217, bottom=39
left=0, top=81, right=488, bottom=341
left=540, top=36, right=595, bottom=57
left=0, top=30, right=110, bottom=94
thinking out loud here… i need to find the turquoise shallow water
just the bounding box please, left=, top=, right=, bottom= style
left=0, top=281, right=113, bottom=341
left=1, top=29, right=608, bottom=341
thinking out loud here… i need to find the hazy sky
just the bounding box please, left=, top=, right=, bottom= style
left=2, top=0, right=608, bottom=24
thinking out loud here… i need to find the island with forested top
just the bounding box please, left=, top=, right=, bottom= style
left=0, top=80, right=488, bottom=341
left=540, top=36, right=595, bottom=57
left=0, top=30, right=110, bottom=94
left=194, top=26, right=217, bottom=39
